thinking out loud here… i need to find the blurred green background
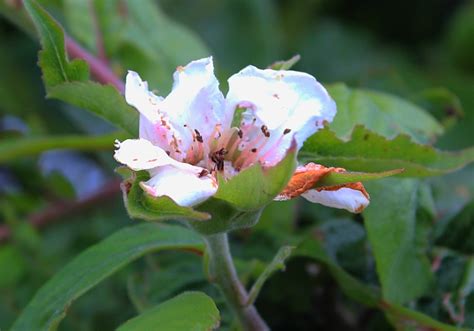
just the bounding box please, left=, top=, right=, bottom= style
left=1, top=0, right=473, bottom=330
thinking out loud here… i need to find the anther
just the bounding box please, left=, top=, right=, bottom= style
left=237, top=129, right=243, bottom=139
left=283, top=128, right=291, bottom=135
left=194, top=129, right=203, bottom=143
left=261, top=125, right=270, bottom=137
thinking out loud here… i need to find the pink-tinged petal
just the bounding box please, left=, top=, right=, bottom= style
left=159, top=57, right=227, bottom=149
left=140, top=165, right=218, bottom=207
left=226, top=66, right=336, bottom=166
left=302, top=185, right=370, bottom=213
left=125, top=71, right=163, bottom=123
left=114, top=139, right=175, bottom=171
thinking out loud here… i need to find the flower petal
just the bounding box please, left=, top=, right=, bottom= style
left=159, top=57, right=227, bottom=148
left=276, top=163, right=370, bottom=213
left=226, top=66, right=336, bottom=166
left=114, top=139, right=176, bottom=171
left=302, top=184, right=370, bottom=213
left=140, top=165, right=218, bottom=207
left=125, top=71, right=163, bottom=123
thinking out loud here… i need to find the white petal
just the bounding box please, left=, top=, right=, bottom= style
left=125, top=71, right=163, bottom=123
left=140, top=165, right=218, bottom=207
left=226, top=66, right=336, bottom=165
left=159, top=57, right=227, bottom=147
left=114, top=139, right=175, bottom=171
left=302, top=187, right=370, bottom=213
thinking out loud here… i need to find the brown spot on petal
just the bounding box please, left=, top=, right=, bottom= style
left=279, top=163, right=336, bottom=199
left=278, top=163, right=370, bottom=207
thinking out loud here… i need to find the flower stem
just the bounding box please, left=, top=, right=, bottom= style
left=205, top=233, right=269, bottom=331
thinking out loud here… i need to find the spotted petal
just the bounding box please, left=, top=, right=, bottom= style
left=140, top=165, right=218, bottom=207
left=226, top=66, right=336, bottom=166
left=276, top=163, right=370, bottom=213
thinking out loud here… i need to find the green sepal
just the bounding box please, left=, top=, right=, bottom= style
left=189, top=145, right=297, bottom=234
left=121, top=170, right=211, bottom=222
left=267, top=54, right=301, bottom=70
left=214, top=143, right=297, bottom=211
left=314, top=168, right=404, bottom=188
left=189, top=198, right=263, bottom=235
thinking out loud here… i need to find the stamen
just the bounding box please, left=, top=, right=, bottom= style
left=194, top=129, right=203, bottom=143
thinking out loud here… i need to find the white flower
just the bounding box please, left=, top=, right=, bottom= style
left=114, top=57, right=369, bottom=212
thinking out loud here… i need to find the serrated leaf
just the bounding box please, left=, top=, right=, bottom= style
left=214, top=146, right=297, bottom=211
left=327, top=83, right=443, bottom=143
left=117, top=292, right=220, bottom=331
left=48, top=82, right=138, bottom=136
left=24, top=0, right=89, bottom=87
left=123, top=171, right=211, bottom=222
left=300, top=126, right=474, bottom=177
left=11, top=223, right=204, bottom=331
left=24, top=0, right=138, bottom=135
left=363, top=179, right=433, bottom=304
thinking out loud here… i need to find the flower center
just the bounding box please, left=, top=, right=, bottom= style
left=181, top=119, right=292, bottom=178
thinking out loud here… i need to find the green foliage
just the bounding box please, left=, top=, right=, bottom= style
left=214, top=146, right=297, bottom=211
left=300, top=126, right=474, bottom=177
left=23, top=0, right=138, bottom=136
left=23, top=0, right=89, bottom=86
left=363, top=179, right=433, bottom=304
left=11, top=223, right=204, bottom=331
left=327, top=83, right=444, bottom=143
left=117, top=292, right=220, bottom=331
left=0, top=131, right=127, bottom=163
left=1, top=0, right=474, bottom=330
left=247, top=246, right=294, bottom=306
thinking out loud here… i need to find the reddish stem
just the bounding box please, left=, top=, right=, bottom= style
left=65, top=36, right=124, bottom=93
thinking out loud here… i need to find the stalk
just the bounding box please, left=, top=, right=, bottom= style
left=205, top=233, right=269, bottom=331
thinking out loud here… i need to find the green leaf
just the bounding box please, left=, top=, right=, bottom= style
left=327, top=83, right=443, bottom=143
left=363, top=179, right=433, bottom=304
left=11, top=223, right=204, bottom=331
left=300, top=126, right=474, bottom=177
left=267, top=54, right=301, bottom=70
left=48, top=82, right=138, bottom=136
left=0, top=246, right=26, bottom=288
left=296, top=235, right=380, bottom=307
left=412, top=87, right=463, bottom=129
left=296, top=233, right=464, bottom=331
left=123, top=171, right=211, bottom=222
left=23, top=0, right=89, bottom=87
left=247, top=246, right=294, bottom=306
left=117, top=292, right=220, bottom=331
left=436, top=200, right=474, bottom=255
left=63, top=0, right=96, bottom=52
left=214, top=146, right=297, bottom=211
left=314, top=168, right=404, bottom=188
left=0, top=131, right=128, bottom=164
left=119, top=0, right=209, bottom=89
left=24, top=0, right=139, bottom=136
